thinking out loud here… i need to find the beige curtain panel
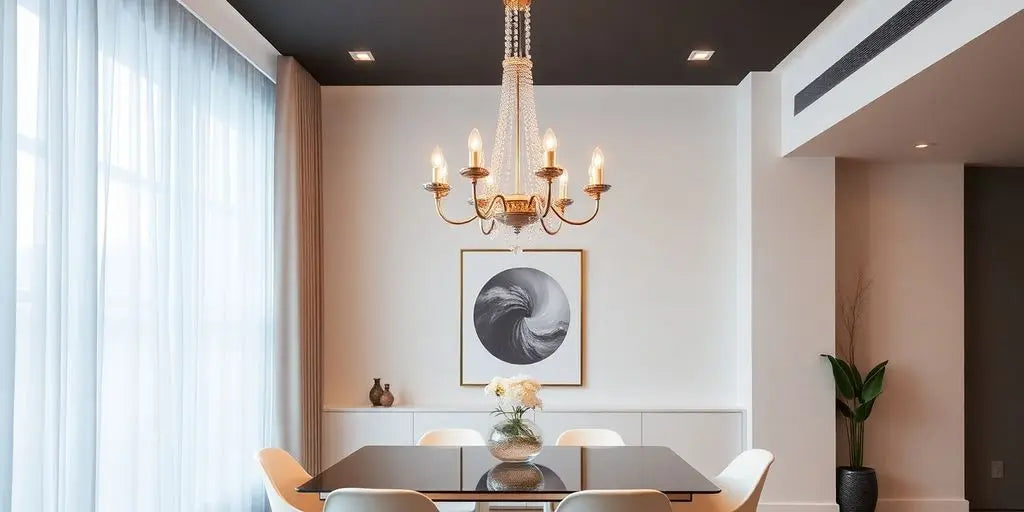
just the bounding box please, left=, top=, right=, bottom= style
left=273, top=56, right=324, bottom=473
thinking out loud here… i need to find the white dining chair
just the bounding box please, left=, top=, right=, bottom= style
left=417, top=428, right=486, bottom=446
left=684, top=449, right=775, bottom=512
left=255, top=448, right=324, bottom=512
left=322, top=488, right=439, bottom=512
left=555, top=490, right=673, bottom=512
left=546, top=429, right=628, bottom=512
left=417, top=429, right=488, bottom=512
left=554, top=428, right=626, bottom=447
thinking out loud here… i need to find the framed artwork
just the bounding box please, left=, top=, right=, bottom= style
left=461, top=249, right=583, bottom=386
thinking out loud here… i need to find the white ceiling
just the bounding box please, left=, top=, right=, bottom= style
left=789, top=10, right=1024, bottom=167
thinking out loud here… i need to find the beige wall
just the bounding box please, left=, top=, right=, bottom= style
left=835, top=160, right=966, bottom=512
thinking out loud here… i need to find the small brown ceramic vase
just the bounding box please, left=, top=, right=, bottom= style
left=368, top=378, right=384, bottom=406
left=380, top=384, right=395, bottom=407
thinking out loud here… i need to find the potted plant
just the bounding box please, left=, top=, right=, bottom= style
left=822, top=274, right=888, bottom=512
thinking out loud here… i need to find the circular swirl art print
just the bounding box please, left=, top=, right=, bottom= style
left=473, top=267, right=571, bottom=365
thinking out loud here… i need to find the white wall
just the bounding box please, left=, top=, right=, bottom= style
left=321, top=85, right=739, bottom=410
left=835, top=160, right=967, bottom=512
left=737, top=73, right=839, bottom=512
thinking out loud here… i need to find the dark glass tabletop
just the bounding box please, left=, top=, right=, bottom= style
left=299, top=446, right=720, bottom=502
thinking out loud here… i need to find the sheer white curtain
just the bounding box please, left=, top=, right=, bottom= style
left=1, top=0, right=17, bottom=507
left=7, top=1, right=102, bottom=511
left=2, top=0, right=276, bottom=510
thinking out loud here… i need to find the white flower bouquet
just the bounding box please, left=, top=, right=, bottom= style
left=485, top=375, right=543, bottom=412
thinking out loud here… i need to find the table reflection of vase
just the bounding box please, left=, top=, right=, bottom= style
left=486, top=462, right=545, bottom=492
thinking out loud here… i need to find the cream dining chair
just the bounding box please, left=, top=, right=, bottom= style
left=417, top=429, right=489, bottom=512
left=255, top=448, right=323, bottom=512
left=555, top=490, right=673, bottom=512
left=547, top=428, right=627, bottom=512
left=417, top=428, right=486, bottom=447
left=684, top=449, right=775, bottom=512
left=554, top=428, right=626, bottom=447
left=322, top=488, right=439, bottom=512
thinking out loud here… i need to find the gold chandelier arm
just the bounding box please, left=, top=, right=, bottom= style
left=435, top=197, right=478, bottom=225
left=536, top=178, right=554, bottom=219
left=479, top=218, right=497, bottom=235
left=471, top=181, right=507, bottom=219
left=539, top=214, right=561, bottom=235
left=551, top=197, right=601, bottom=226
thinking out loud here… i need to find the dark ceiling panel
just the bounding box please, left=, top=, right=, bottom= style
left=226, top=0, right=842, bottom=86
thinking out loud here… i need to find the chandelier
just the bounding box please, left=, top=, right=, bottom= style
left=422, top=0, right=611, bottom=238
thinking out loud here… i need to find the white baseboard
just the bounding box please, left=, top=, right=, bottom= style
left=754, top=498, right=969, bottom=512
left=876, top=498, right=969, bottom=512
left=757, top=503, right=840, bottom=512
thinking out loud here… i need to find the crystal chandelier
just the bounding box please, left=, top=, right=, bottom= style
left=422, top=0, right=611, bottom=238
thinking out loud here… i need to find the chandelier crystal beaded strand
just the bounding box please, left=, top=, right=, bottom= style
left=422, top=0, right=611, bottom=239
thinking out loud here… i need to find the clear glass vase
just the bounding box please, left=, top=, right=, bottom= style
left=487, top=417, right=543, bottom=462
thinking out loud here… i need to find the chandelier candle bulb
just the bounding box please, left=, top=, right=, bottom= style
left=543, top=128, right=558, bottom=167
left=468, top=128, right=484, bottom=168
left=590, top=147, right=605, bottom=185
left=559, top=172, right=568, bottom=199
left=431, top=146, right=445, bottom=183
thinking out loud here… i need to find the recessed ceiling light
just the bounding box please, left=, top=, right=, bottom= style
left=688, top=49, right=715, bottom=61
left=349, top=50, right=375, bottom=62
left=914, top=142, right=934, bottom=149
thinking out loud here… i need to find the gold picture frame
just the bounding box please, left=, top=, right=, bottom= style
left=460, top=249, right=585, bottom=387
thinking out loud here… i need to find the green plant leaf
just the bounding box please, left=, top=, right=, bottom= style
left=853, top=398, right=875, bottom=422
left=863, top=360, right=888, bottom=388
left=821, top=354, right=856, bottom=399
left=836, top=399, right=853, bottom=418
left=851, top=363, right=864, bottom=396
left=835, top=358, right=859, bottom=395
left=861, top=362, right=888, bottom=403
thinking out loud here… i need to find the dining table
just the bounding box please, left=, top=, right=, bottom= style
left=298, top=445, right=720, bottom=503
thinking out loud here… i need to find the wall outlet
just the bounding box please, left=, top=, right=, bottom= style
left=991, top=460, right=1004, bottom=479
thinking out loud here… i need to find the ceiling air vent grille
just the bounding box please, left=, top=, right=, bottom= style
left=794, top=0, right=953, bottom=115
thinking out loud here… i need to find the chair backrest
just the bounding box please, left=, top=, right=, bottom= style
left=322, top=488, right=440, bottom=512
left=555, top=490, right=672, bottom=512
left=417, top=428, right=486, bottom=446
left=255, top=448, right=323, bottom=512
left=706, top=449, right=775, bottom=512
left=554, top=428, right=626, bottom=447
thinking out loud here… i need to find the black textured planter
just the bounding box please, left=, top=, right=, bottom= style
left=837, top=467, right=877, bottom=512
